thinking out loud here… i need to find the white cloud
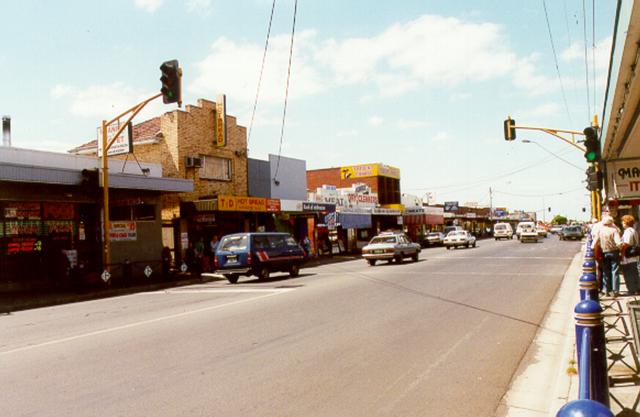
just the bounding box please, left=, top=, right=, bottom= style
left=397, top=119, right=428, bottom=129
left=512, top=54, right=558, bottom=95
left=529, top=102, right=561, bottom=117
left=561, top=36, right=612, bottom=70
left=135, top=0, right=163, bottom=13
left=337, top=129, right=359, bottom=137
left=432, top=131, right=449, bottom=142
left=50, top=82, right=165, bottom=122
left=450, top=92, right=471, bottom=102
left=186, top=0, right=213, bottom=15
left=368, top=116, right=384, bottom=126
left=191, top=31, right=326, bottom=105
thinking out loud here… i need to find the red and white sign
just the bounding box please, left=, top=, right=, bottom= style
left=109, top=221, right=137, bottom=241
left=97, top=121, right=133, bottom=157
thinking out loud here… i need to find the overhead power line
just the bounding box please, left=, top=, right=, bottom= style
left=273, top=0, right=298, bottom=183
left=582, top=0, right=592, bottom=119
left=247, top=0, right=277, bottom=148
left=542, top=0, right=574, bottom=127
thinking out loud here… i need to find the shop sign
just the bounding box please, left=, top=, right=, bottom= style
left=340, top=163, right=400, bottom=180
left=97, top=121, right=133, bottom=157
left=63, top=250, right=78, bottom=268
left=215, top=94, right=227, bottom=147
left=371, top=207, right=401, bottom=215
left=397, top=216, right=403, bottom=225
left=404, top=207, right=426, bottom=214
left=444, top=212, right=455, bottom=218
left=109, top=221, right=137, bottom=241
left=606, top=159, right=640, bottom=199
left=266, top=199, right=281, bottom=213
left=444, top=201, right=459, bottom=212
left=4, top=202, right=41, bottom=220
left=324, top=212, right=337, bottom=230
left=6, top=237, right=42, bottom=254
left=194, top=213, right=216, bottom=223
left=423, top=206, right=444, bottom=215
left=280, top=200, right=304, bottom=212
left=218, top=195, right=262, bottom=212
left=346, top=193, right=378, bottom=207
left=465, top=212, right=477, bottom=218
left=303, top=202, right=336, bottom=213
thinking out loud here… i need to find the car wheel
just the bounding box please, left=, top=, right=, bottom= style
left=225, top=274, right=239, bottom=284
left=394, top=255, right=403, bottom=264
left=258, top=267, right=270, bottom=281
left=367, top=259, right=376, bottom=266
left=289, top=263, right=300, bottom=277
left=446, top=246, right=450, bottom=250
left=412, top=253, right=419, bottom=262
left=473, top=242, right=476, bottom=248
left=465, top=243, right=469, bottom=248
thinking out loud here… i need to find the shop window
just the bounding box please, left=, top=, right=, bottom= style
left=199, top=156, right=232, bottom=181
left=134, top=204, right=156, bottom=221
left=110, top=206, right=132, bottom=221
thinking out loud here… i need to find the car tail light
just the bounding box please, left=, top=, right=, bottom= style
left=385, top=248, right=394, bottom=253
left=247, top=251, right=253, bottom=265
left=214, top=255, right=219, bottom=269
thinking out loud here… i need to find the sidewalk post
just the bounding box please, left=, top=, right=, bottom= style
left=580, top=257, right=598, bottom=301
left=574, top=299, right=610, bottom=407
left=556, top=399, right=613, bottom=417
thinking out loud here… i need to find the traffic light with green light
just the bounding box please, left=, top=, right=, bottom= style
left=160, top=60, right=182, bottom=106
left=583, top=126, right=600, bottom=163
left=503, top=117, right=516, bottom=141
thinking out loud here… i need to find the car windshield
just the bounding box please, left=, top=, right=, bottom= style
left=370, top=236, right=397, bottom=244
left=219, top=235, right=249, bottom=251
left=427, top=233, right=440, bottom=237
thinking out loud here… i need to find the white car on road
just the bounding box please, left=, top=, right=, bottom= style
left=444, top=230, right=477, bottom=249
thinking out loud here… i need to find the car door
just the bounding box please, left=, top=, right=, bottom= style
left=266, top=234, right=287, bottom=270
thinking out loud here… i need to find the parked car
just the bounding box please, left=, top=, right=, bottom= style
left=519, top=223, right=539, bottom=243
left=559, top=226, right=584, bottom=241
left=536, top=226, right=548, bottom=237
left=493, top=223, right=513, bottom=240
left=214, top=232, right=305, bottom=283
left=423, top=232, right=445, bottom=246
left=361, top=232, right=421, bottom=266
left=444, top=230, right=477, bottom=249
left=443, top=225, right=463, bottom=236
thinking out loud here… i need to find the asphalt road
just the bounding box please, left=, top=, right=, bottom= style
left=0, top=235, right=581, bottom=417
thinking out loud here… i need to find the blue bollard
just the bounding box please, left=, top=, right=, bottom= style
left=574, top=300, right=609, bottom=407
left=556, top=399, right=613, bottom=417
left=580, top=259, right=599, bottom=301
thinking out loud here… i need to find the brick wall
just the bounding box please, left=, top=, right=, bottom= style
left=307, top=167, right=380, bottom=193
left=124, top=98, right=248, bottom=221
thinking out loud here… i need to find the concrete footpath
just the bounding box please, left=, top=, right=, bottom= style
left=0, top=255, right=359, bottom=313
left=498, top=248, right=640, bottom=417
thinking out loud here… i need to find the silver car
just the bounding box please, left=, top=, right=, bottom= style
left=362, top=233, right=421, bottom=266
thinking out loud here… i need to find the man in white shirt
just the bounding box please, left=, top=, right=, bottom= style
left=592, top=215, right=622, bottom=296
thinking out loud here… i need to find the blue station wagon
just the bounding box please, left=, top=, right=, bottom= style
left=214, top=232, right=306, bottom=284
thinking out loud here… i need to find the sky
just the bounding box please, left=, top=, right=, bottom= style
left=0, top=0, right=618, bottom=221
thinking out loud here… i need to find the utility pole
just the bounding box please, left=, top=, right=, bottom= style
left=489, top=187, right=493, bottom=222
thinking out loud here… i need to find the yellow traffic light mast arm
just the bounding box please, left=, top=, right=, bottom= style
left=513, top=125, right=586, bottom=152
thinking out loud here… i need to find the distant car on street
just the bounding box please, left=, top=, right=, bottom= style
left=423, top=232, right=445, bottom=246
left=444, top=230, right=476, bottom=249
left=559, top=226, right=584, bottom=241
left=493, top=223, right=513, bottom=240
left=549, top=225, right=564, bottom=234
left=361, top=232, right=421, bottom=266
left=516, top=221, right=536, bottom=240
left=519, top=223, right=539, bottom=243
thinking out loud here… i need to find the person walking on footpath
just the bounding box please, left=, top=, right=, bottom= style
left=209, top=235, right=219, bottom=272
left=620, top=215, right=640, bottom=295
left=592, top=214, right=622, bottom=297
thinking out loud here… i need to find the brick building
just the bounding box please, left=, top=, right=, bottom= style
left=70, top=98, right=251, bottom=262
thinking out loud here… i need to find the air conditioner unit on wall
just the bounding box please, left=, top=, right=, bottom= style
left=185, top=156, right=203, bottom=168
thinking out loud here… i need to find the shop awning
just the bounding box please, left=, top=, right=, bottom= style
left=338, top=212, right=372, bottom=229
left=403, top=213, right=444, bottom=225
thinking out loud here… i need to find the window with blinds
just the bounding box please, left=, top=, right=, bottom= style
left=199, top=156, right=232, bottom=181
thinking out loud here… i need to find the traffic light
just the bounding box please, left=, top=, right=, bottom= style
left=583, top=126, right=600, bottom=162
left=81, top=168, right=99, bottom=195
left=503, top=117, right=516, bottom=141
left=160, top=59, right=182, bottom=106
left=585, top=165, right=603, bottom=191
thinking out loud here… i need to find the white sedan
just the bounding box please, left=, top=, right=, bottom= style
left=444, top=230, right=477, bottom=249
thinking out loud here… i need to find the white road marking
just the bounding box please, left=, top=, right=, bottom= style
left=431, top=256, right=573, bottom=260
left=150, top=288, right=295, bottom=294
left=0, top=290, right=293, bottom=356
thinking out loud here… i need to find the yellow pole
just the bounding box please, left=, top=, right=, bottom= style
left=101, top=120, right=111, bottom=277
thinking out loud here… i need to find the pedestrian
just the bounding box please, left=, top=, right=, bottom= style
left=590, top=217, right=604, bottom=291
left=302, top=235, right=311, bottom=258
left=592, top=214, right=622, bottom=297
left=209, top=235, right=219, bottom=272
left=194, top=238, right=205, bottom=274
left=185, top=241, right=196, bottom=273
left=161, top=246, right=172, bottom=280
left=620, top=214, right=640, bottom=295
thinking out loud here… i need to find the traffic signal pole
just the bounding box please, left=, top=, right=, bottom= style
left=100, top=92, right=163, bottom=281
